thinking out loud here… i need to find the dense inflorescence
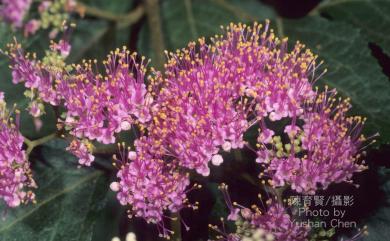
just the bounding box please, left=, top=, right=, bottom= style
left=57, top=48, right=152, bottom=164
left=249, top=203, right=309, bottom=241
left=0, top=0, right=75, bottom=37
left=7, top=43, right=153, bottom=165
left=37, top=0, right=76, bottom=37
left=0, top=92, right=36, bottom=207
left=3, top=20, right=372, bottom=240
left=110, top=141, right=191, bottom=237
left=108, top=21, right=370, bottom=230
left=256, top=88, right=369, bottom=194
left=146, top=39, right=249, bottom=176
left=6, top=39, right=70, bottom=118
left=214, top=184, right=308, bottom=241
left=143, top=21, right=319, bottom=177
left=214, top=22, right=317, bottom=120
left=0, top=0, right=32, bottom=28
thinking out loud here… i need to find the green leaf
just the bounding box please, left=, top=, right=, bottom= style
left=138, top=0, right=275, bottom=58
left=282, top=17, right=390, bottom=143
left=68, top=20, right=110, bottom=63
left=0, top=140, right=109, bottom=241
left=79, top=0, right=134, bottom=14
left=363, top=167, right=390, bottom=241
left=315, top=0, right=390, bottom=55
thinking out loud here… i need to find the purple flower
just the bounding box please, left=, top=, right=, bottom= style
left=111, top=138, right=190, bottom=236
left=218, top=185, right=308, bottom=241
left=148, top=40, right=249, bottom=176
left=66, top=139, right=95, bottom=166
left=7, top=42, right=62, bottom=106
left=0, top=0, right=32, bottom=28
left=24, top=19, right=40, bottom=37
left=214, top=21, right=317, bottom=120
left=250, top=203, right=309, bottom=241
left=0, top=92, right=36, bottom=207
left=51, top=39, right=71, bottom=58
left=144, top=22, right=319, bottom=177
left=257, top=89, right=369, bottom=194
left=58, top=48, right=152, bottom=148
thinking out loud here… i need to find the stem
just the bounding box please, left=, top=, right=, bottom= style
left=93, top=144, right=117, bottom=155
left=75, top=2, right=145, bottom=29
left=275, top=17, right=284, bottom=38
left=171, top=212, right=182, bottom=241
left=24, top=133, right=57, bottom=156
left=233, top=149, right=243, bottom=162
left=272, top=186, right=286, bottom=205
left=144, top=0, right=166, bottom=70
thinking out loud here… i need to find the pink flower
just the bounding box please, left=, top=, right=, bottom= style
left=0, top=0, right=32, bottom=28
left=219, top=185, right=308, bottom=241
left=38, top=1, right=51, bottom=13
left=147, top=40, right=248, bottom=176
left=112, top=139, right=190, bottom=236
left=214, top=21, right=317, bottom=120
left=58, top=48, right=152, bottom=149
left=7, top=42, right=62, bottom=106
left=257, top=89, right=370, bottom=194
left=24, top=19, right=40, bottom=37
left=66, top=139, right=95, bottom=166
left=143, top=22, right=319, bottom=177
left=250, top=203, right=309, bottom=241
left=51, top=39, right=71, bottom=57
left=0, top=92, right=36, bottom=207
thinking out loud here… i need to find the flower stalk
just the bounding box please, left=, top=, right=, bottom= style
left=144, top=0, right=166, bottom=70
left=24, top=133, right=57, bottom=156
left=171, top=213, right=182, bottom=241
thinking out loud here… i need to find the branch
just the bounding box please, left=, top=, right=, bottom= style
left=24, top=133, right=58, bottom=155
left=144, top=0, right=166, bottom=70
left=171, top=212, right=182, bottom=241
left=75, top=2, right=145, bottom=29
left=93, top=144, right=117, bottom=155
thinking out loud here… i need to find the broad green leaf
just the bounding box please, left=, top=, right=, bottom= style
left=363, top=167, right=390, bottom=241
left=79, top=0, right=134, bottom=14
left=138, top=0, right=275, bottom=59
left=282, top=17, right=390, bottom=143
left=0, top=140, right=109, bottom=241
left=314, top=0, right=390, bottom=55
left=68, top=20, right=109, bottom=62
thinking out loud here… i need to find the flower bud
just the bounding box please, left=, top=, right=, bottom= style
left=110, top=182, right=120, bottom=192
left=211, top=154, right=223, bottom=166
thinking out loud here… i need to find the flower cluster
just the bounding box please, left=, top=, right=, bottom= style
left=0, top=92, right=36, bottom=207
left=143, top=22, right=318, bottom=177
left=0, top=0, right=75, bottom=37
left=6, top=39, right=69, bottom=117
left=110, top=141, right=191, bottom=237
left=214, top=22, right=317, bottom=120
left=57, top=48, right=152, bottom=164
left=66, top=139, right=94, bottom=166
left=37, top=0, right=76, bottom=37
left=108, top=21, right=369, bottom=229
left=249, top=203, right=308, bottom=241
left=4, top=20, right=372, bottom=239
left=0, top=0, right=32, bottom=29
left=256, top=88, right=369, bottom=194
left=213, top=184, right=308, bottom=241
left=147, top=40, right=248, bottom=176
left=7, top=42, right=152, bottom=165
